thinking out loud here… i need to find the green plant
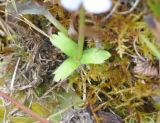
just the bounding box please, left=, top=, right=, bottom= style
left=49, top=7, right=111, bottom=81
left=50, top=32, right=110, bottom=82
left=147, top=0, right=160, bottom=16
left=7, top=2, right=111, bottom=82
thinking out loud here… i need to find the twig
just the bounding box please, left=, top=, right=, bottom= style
left=0, top=91, right=51, bottom=123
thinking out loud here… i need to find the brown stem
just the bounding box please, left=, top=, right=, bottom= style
left=0, top=91, right=51, bottom=123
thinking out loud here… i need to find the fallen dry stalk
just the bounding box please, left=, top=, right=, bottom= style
left=0, top=91, right=51, bottom=123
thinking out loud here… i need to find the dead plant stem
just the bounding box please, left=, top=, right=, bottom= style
left=0, top=91, right=51, bottom=123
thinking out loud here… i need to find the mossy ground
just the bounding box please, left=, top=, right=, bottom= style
left=0, top=0, right=160, bottom=123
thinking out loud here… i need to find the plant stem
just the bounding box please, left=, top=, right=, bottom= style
left=77, top=7, right=85, bottom=59
left=46, top=13, right=68, bottom=35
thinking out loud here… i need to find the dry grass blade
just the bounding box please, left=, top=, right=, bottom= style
left=6, top=1, right=67, bottom=35
left=22, top=17, right=49, bottom=37
left=10, top=57, right=20, bottom=91
left=0, top=17, right=14, bottom=35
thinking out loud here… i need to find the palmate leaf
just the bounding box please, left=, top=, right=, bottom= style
left=54, top=58, right=80, bottom=82
left=49, top=32, right=78, bottom=57
left=54, top=48, right=111, bottom=82
left=81, top=48, right=111, bottom=64
left=50, top=32, right=111, bottom=82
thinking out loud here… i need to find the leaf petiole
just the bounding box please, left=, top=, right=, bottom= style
left=77, top=7, right=85, bottom=59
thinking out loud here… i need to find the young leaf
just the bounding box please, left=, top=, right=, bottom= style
left=81, top=48, right=111, bottom=64
left=49, top=32, right=78, bottom=57
left=54, top=58, right=80, bottom=82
